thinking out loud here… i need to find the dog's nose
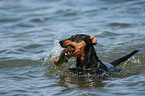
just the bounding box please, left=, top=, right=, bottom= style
left=59, top=40, right=64, bottom=46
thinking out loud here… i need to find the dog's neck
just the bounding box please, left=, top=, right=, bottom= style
left=76, top=44, right=101, bottom=68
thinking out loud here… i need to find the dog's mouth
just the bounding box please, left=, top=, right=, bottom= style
left=54, top=46, right=75, bottom=65
left=63, top=46, right=75, bottom=58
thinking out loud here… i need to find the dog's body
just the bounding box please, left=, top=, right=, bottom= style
left=55, top=34, right=139, bottom=77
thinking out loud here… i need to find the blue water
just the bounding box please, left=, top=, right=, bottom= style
left=0, top=0, right=145, bottom=95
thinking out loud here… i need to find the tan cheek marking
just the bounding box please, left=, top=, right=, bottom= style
left=80, top=41, right=86, bottom=60
left=81, top=56, right=84, bottom=61
left=71, top=40, right=86, bottom=60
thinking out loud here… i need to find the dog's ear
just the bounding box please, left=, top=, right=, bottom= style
left=90, top=35, right=97, bottom=45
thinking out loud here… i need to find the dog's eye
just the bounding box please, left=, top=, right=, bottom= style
left=71, top=38, right=76, bottom=42
left=72, top=38, right=82, bottom=43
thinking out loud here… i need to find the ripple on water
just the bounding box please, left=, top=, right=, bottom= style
left=95, top=31, right=121, bottom=38
left=108, top=22, right=132, bottom=28
left=0, top=59, right=39, bottom=69
left=0, top=0, right=145, bottom=95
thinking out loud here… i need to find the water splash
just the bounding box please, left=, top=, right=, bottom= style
left=132, top=56, right=141, bottom=64
left=44, top=38, right=63, bottom=63
left=42, top=37, right=72, bottom=76
left=117, top=56, right=143, bottom=78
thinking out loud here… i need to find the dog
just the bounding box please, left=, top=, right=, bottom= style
left=54, top=34, right=139, bottom=77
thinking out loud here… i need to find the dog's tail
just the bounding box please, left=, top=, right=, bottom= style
left=110, top=50, right=139, bottom=66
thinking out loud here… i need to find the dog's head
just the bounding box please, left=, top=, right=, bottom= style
left=59, top=34, right=97, bottom=61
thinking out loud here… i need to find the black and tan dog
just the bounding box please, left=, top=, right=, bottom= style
left=55, top=34, right=139, bottom=77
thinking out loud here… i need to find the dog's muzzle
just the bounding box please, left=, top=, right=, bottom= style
left=63, top=46, right=75, bottom=58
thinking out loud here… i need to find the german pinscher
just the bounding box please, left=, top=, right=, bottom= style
left=55, top=34, right=139, bottom=77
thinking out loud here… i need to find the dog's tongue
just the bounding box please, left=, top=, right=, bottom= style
left=54, top=46, right=75, bottom=65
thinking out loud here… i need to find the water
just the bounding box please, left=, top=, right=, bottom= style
left=0, top=0, right=145, bottom=95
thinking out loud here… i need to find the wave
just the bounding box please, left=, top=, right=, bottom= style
left=0, top=59, right=39, bottom=69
